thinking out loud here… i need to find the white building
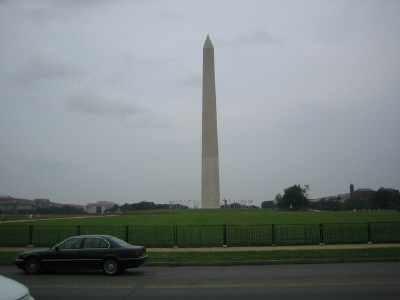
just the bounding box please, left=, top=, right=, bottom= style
left=86, top=201, right=116, bottom=214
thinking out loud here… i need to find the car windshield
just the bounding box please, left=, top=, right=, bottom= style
left=58, top=238, right=83, bottom=249
left=52, top=238, right=70, bottom=249
left=109, top=237, right=131, bottom=247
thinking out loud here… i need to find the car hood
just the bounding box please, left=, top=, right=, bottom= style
left=0, top=275, right=34, bottom=300
left=19, top=248, right=53, bottom=256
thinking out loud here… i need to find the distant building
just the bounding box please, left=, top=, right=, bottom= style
left=0, top=196, right=85, bottom=212
left=0, top=197, right=19, bottom=212
left=86, top=201, right=116, bottom=214
left=33, top=199, right=51, bottom=208
left=337, top=193, right=350, bottom=202
left=312, top=184, right=398, bottom=204
left=349, top=183, right=376, bottom=199
left=50, top=202, right=63, bottom=208
left=66, top=204, right=85, bottom=210
left=350, top=188, right=376, bottom=199
left=0, top=196, right=36, bottom=212
left=377, top=187, right=400, bottom=196
left=313, top=195, right=349, bottom=203
left=349, top=184, right=400, bottom=200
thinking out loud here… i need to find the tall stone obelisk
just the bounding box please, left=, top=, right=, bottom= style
left=202, top=35, right=220, bottom=209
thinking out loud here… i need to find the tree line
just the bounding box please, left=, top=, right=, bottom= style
left=261, top=185, right=400, bottom=211
left=107, top=201, right=173, bottom=212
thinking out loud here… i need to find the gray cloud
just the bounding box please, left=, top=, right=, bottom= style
left=66, top=84, right=149, bottom=117
left=217, top=30, right=282, bottom=47
left=181, top=72, right=201, bottom=88
left=65, top=80, right=170, bottom=128
left=13, top=50, right=82, bottom=84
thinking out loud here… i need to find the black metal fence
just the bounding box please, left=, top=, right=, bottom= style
left=1, top=222, right=399, bottom=248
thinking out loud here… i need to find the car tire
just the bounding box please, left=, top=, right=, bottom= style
left=24, top=257, right=42, bottom=275
left=102, top=258, right=120, bottom=275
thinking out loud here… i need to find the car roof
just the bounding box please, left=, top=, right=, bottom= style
left=68, top=235, right=114, bottom=238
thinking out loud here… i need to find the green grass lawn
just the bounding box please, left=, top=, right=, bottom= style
left=1, top=210, right=399, bottom=263
left=1, top=209, right=400, bottom=227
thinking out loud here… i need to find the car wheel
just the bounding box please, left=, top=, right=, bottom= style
left=102, top=258, right=120, bottom=275
left=24, top=257, right=42, bottom=275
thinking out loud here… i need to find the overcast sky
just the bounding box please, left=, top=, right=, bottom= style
left=1, top=0, right=399, bottom=207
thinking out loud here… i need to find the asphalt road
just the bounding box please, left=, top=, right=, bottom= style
left=1, top=262, right=400, bottom=300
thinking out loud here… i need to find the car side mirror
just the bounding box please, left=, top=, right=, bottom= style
left=54, top=246, right=60, bottom=251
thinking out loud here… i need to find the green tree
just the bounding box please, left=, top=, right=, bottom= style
left=276, top=184, right=309, bottom=210
left=120, top=203, right=131, bottom=212
left=131, top=201, right=158, bottom=210
left=261, top=200, right=276, bottom=209
left=369, top=190, right=396, bottom=209
left=314, top=197, right=342, bottom=211
left=342, top=198, right=369, bottom=210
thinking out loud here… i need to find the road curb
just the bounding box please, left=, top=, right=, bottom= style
left=145, top=257, right=400, bottom=267
left=1, top=257, right=398, bottom=268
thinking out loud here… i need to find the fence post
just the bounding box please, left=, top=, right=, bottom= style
left=271, top=224, right=276, bottom=246
left=29, top=225, right=33, bottom=246
left=319, top=223, right=325, bottom=245
left=223, top=225, right=227, bottom=247
left=125, top=226, right=129, bottom=242
left=77, top=225, right=80, bottom=235
left=367, top=222, right=372, bottom=244
left=173, top=225, right=178, bottom=248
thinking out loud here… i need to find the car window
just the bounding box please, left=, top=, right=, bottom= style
left=59, top=238, right=83, bottom=249
left=99, top=239, right=109, bottom=248
left=109, top=237, right=130, bottom=247
left=83, top=238, right=109, bottom=249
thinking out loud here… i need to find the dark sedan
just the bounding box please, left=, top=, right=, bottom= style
left=15, top=235, right=148, bottom=275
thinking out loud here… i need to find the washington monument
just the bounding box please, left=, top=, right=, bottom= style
left=202, top=35, right=220, bottom=209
